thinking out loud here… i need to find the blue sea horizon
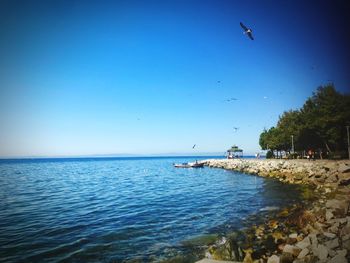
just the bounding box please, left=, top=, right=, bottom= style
left=0, top=154, right=261, bottom=163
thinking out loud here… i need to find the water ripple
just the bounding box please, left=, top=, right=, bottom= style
left=0, top=157, right=305, bottom=262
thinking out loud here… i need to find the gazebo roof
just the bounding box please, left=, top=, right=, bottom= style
left=227, top=145, right=243, bottom=152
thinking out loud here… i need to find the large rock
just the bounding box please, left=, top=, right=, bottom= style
left=326, top=210, right=334, bottom=221
left=335, top=249, right=347, bottom=257
left=308, top=233, right=318, bottom=250
left=325, top=199, right=349, bottom=217
left=296, top=237, right=310, bottom=250
left=323, top=232, right=336, bottom=239
left=340, top=222, right=350, bottom=236
left=297, top=247, right=309, bottom=259
left=282, top=244, right=301, bottom=256
left=312, top=244, right=328, bottom=261
left=267, top=255, right=280, bottom=263
left=279, top=252, right=294, bottom=263
left=338, top=163, right=350, bottom=173
left=324, top=238, right=339, bottom=250
left=329, top=254, right=347, bottom=263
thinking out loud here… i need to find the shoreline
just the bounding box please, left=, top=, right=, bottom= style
left=197, top=159, right=350, bottom=263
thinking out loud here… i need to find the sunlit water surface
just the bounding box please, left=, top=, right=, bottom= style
left=0, top=157, right=305, bottom=262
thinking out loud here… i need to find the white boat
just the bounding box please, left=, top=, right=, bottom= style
left=173, top=162, right=204, bottom=168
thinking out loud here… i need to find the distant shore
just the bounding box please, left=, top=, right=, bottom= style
left=197, top=159, right=350, bottom=262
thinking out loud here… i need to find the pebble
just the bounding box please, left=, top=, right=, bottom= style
left=288, top=233, right=297, bottom=239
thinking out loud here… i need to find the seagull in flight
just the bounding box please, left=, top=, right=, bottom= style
left=192, top=144, right=196, bottom=149
left=224, top=97, right=238, bottom=102
left=240, top=22, right=254, bottom=40
left=233, top=127, right=239, bottom=132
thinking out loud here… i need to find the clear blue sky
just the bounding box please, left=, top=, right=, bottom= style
left=0, top=0, right=349, bottom=157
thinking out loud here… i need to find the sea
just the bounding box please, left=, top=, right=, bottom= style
left=0, top=156, right=306, bottom=262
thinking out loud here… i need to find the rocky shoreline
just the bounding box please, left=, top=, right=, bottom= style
left=198, top=159, right=350, bottom=263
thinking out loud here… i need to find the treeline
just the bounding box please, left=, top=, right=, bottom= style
left=259, top=84, right=350, bottom=159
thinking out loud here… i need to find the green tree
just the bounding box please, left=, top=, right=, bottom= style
left=301, top=84, right=350, bottom=153
left=259, top=84, right=350, bottom=159
left=276, top=110, right=302, bottom=152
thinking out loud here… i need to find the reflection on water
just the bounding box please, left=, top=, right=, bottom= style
left=0, top=157, right=305, bottom=262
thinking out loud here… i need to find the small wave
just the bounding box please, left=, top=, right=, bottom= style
left=259, top=206, right=279, bottom=211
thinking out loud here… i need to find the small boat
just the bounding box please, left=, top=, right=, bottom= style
left=173, top=162, right=204, bottom=168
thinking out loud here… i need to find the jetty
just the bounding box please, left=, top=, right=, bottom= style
left=195, top=159, right=350, bottom=263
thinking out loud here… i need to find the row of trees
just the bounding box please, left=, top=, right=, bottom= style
left=259, top=84, right=350, bottom=159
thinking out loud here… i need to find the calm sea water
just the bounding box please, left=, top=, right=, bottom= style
left=0, top=157, right=305, bottom=262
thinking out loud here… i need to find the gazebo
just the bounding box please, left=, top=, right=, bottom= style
left=227, top=145, right=243, bottom=159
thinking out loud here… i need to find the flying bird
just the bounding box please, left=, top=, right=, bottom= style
left=224, top=97, right=238, bottom=102
left=240, top=22, right=254, bottom=40
left=192, top=144, right=196, bottom=149
left=233, top=127, right=239, bottom=132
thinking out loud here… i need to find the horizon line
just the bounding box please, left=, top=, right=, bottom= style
left=0, top=152, right=261, bottom=160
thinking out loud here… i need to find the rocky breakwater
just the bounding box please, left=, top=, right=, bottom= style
left=200, top=159, right=350, bottom=263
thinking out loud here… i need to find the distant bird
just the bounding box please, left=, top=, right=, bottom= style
left=224, top=97, right=238, bottom=102
left=233, top=127, right=239, bottom=132
left=263, top=96, right=268, bottom=99
left=217, top=80, right=221, bottom=83
left=240, top=22, right=254, bottom=40
left=192, top=144, right=196, bottom=149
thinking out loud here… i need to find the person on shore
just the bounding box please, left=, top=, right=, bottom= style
left=308, top=149, right=314, bottom=161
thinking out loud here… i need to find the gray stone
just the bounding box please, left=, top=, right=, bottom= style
left=326, top=199, right=347, bottom=210
left=295, top=167, right=304, bottom=173
left=323, top=232, right=336, bottom=239
left=336, top=249, right=347, bottom=257
left=329, top=249, right=337, bottom=257
left=342, top=233, right=350, bottom=242
left=282, top=244, right=301, bottom=256
left=308, top=233, right=318, bottom=248
left=325, top=238, right=339, bottom=250
left=338, top=163, right=350, bottom=173
left=296, top=237, right=310, bottom=250
left=329, top=254, right=347, bottom=263
left=325, top=172, right=338, bottom=182
left=328, top=222, right=340, bottom=233
left=267, top=255, right=280, bottom=263
left=297, top=247, right=309, bottom=259
left=314, top=222, right=326, bottom=232
left=279, top=252, right=294, bottom=263
left=329, top=218, right=347, bottom=225
left=289, top=233, right=298, bottom=239
left=342, top=239, right=350, bottom=251
left=326, top=210, right=334, bottom=221
left=340, top=222, right=350, bottom=236
left=313, top=244, right=328, bottom=261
